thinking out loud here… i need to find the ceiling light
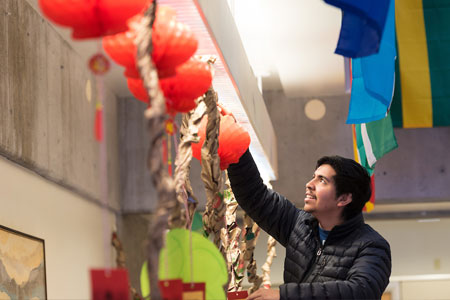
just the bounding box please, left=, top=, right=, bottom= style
left=305, top=99, right=326, bottom=120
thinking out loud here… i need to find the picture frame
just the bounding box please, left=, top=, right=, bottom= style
left=0, top=225, right=47, bottom=299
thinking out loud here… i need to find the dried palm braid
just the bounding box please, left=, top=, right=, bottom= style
left=111, top=232, right=143, bottom=300
left=243, top=214, right=263, bottom=294
left=221, top=176, right=245, bottom=291
left=260, top=181, right=277, bottom=288
left=136, top=2, right=178, bottom=299
left=261, top=236, right=277, bottom=288
left=173, top=105, right=204, bottom=228
left=200, top=88, right=226, bottom=250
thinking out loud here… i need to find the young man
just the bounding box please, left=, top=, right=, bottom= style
left=227, top=150, right=391, bottom=300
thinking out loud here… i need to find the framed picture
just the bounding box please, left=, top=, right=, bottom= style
left=0, top=225, right=47, bottom=299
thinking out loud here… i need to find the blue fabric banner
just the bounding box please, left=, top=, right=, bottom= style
left=325, top=0, right=391, bottom=58
left=346, top=0, right=396, bottom=124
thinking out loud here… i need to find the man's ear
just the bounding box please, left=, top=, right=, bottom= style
left=337, top=193, right=352, bottom=207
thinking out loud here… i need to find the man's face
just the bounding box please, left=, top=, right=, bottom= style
left=304, top=164, right=340, bottom=217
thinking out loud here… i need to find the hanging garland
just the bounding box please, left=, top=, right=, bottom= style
left=199, top=87, right=226, bottom=251
left=221, top=177, right=245, bottom=292
left=171, top=100, right=205, bottom=228
left=111, top=232, right=143, bottom=300
left=261, top=236, right=277, bottom=289
left=243, top=214, right=263, bottom=294
left=135, top=2, right=178, bottom=299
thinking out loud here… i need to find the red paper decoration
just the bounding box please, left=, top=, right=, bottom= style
left=90, top=269, right=130, bottom=300
left=94, top=103, right=103, bottom=142
left=160, top=58, right=212, bottom=114
left=102, top=6, right=197, bottom=78
left=39, top=0, right=148, bottom=39
left=127, top=77, right=149, bottom=104
left=228, top=291, right=249, bottom=300
left=126, top=58, right=212, bottom=114
left=88, top=53, right=110, bottom=75
left=158, top=279, right=183, bottom=300
left=192, top=114, right=251, bottom=170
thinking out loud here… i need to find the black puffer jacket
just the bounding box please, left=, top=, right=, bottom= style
left=228, top=150, right=391, bottom=300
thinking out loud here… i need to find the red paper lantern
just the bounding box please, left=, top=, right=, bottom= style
left=127, top=77, right=150, bottom=104
left=126, top=58, right=212, bottom=114
left=39, top=0, right=148, bottom=39
left=160, top=58, right=212, bottom=114
left=192, top=114, right=251, bottom=170
left=102, top=6, right=197, bottom=78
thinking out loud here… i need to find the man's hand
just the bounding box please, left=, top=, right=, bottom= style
left=247, top=288, right=280, bottom=300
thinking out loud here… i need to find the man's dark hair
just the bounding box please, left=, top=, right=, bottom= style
left=316, top=156, right=372, bottom=220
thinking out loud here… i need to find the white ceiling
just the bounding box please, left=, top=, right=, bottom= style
left=228, top=0, right=346, bottom=97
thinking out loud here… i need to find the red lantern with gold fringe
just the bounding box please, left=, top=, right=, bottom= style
left=39, top=0, right=148, bottom=39
left=126, top=58, right=212, bottom=114
left=192, top=113, right=251, bottom=170
left=102, top=6, right=197, bottom=78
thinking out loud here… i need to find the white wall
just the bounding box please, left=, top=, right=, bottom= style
left=0, top=156, right=115, bottom=300
left=369, top=218, right=450, bottom=300
left=368, top=218, right=450, bottom=277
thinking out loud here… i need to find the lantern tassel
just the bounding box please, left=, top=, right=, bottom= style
left=95, top=102, right=103, bottom=142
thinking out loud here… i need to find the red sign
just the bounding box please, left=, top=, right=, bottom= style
left=90, top=269, right=129, bottom=300
left=227, top=291, right=248, bottom=300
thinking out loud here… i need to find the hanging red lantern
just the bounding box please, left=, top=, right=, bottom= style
left=154, top=20, right=198, bottom=70
left=126, top=58, right=212, bottom=114
left=127, top=77, right=150, bottom=103
left=192, top=114, right=251, bottom=170
left=102, top=6, right=198, bottom=78
left=160, top=58, right=212, bottom=114
left=38, top=0, right=148, bottom=39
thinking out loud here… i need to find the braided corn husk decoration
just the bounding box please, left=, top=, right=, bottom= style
left=111, top=232, right=143, bottom=300
left=221, top=176, right=245, bottom=291
left=136, top=2, right=178, bottom=299
left=200, top=88, right=226, bottom=250
left=261, top=181, right=277, bottom=288
left=173, top=105, right=203, bottom=228
left=243, top=214, right=263, bottom=294
left=261, top=236, right=277, bottom=288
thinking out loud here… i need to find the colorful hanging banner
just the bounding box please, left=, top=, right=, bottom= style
left=346, top=0, right=396, bottom=124
left=391, top=0, right=450, bottom=128
left=324, top=0, right=391, bottom=58
left=352, top=113, right=398, bottom=211
left=353, top=113, right=398, bottom=174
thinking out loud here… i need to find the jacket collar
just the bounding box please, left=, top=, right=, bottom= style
left=304, top=212, right=365, bottom=241
left=329, top=213, right=365, bottom=240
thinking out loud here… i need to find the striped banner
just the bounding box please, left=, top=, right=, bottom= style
left=391, top=0, right=450, bottom=128
left=352, top=113, right=398, bottom=211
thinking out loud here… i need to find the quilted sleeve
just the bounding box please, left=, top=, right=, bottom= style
left=279, top=238, right=391, bottom=299
left=227, top=150, right=299, bottom=247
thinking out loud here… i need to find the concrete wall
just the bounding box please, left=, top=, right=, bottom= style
left=0, top=0, right=120, bottom=211
left=262, top=90, right=353, bottom=205
left=118, top=98, right=208, bottom=213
